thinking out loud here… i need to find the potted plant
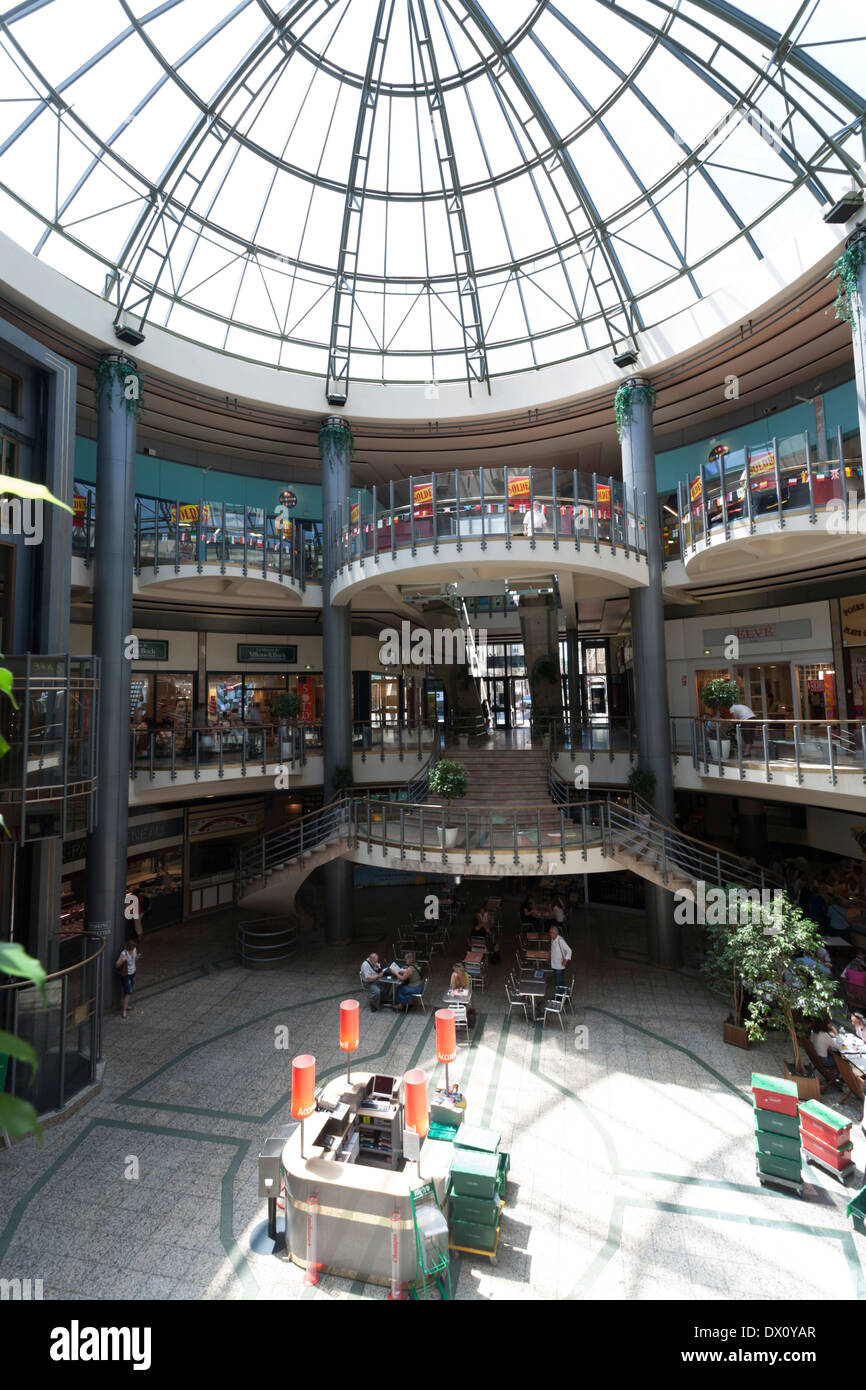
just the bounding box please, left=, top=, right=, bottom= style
left=700, top=677, right=740, bottom=761
left=732, top=893, right=841, bottom=1098
left=701, top=917, right=749, bottom=1049
left=428, top=759, right=467, bottom=847
left=273, top=690, right=301, bottom=760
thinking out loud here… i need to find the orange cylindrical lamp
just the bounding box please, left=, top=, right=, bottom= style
left=292, top=1053, right=316, bottom=1156
left=339, top=1000, right=360, bottom=1082
left=435, top=1009, right=457, bottom=1092
left=404, top=1067, right=429, bottom=1138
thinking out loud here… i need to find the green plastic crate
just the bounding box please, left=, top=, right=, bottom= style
left=751, top=1097, right=800, bottom=1140
left=450, top=1193, right=499, bottom=1227
left=757, top=1150, right=802, bottom=1183
left=496, top=1151, right=510, bottom=1200
left=450, top=1149, right=500, bottom=1199
left=428, top=1122, right=458, bottom=1142
left=453, top=1125, right=500, bottom=1155
left=450, top=1216, right=499, bottom=1253
left=798, top=1099, right=850, bottom=1137
left=751, top=1072, right=798, bottom=1098
left=755, top=1129, right=801, bottom=1163
left=846, top=1184, right=866, bottom=1236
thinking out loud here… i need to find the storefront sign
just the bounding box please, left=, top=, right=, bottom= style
left=168, top=503, right=211, bottom=526
left=298, top=674, right=315, bottom=721
left=747, top=448, right=776, bottom=481
left=841, top=596, right=866, bottom=645
left=507, top=475, right=530, bottom=503
left=350, top=501, right=359, bottom=524
left=702, top=620, right=812, bottom=649
left=72, top=492, right=87, bottom=528
left=689, top=476, right=703, bottom=504
left=237, top=644, right=297, bottom=664
left=188, top=799, right=264, bottom=841
left=413, top=481, right=433, bottom=517
left=138, top=640, right=168, bottom=661
left=850, top=652, right=866, bottom=716
left=280, top=489, right=298, bottom=510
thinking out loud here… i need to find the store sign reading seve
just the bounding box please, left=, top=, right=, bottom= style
left=137, top=640, right=168, bottom=661
left=702, top=620, right=812, bottom=649
left=237, top=644, right=298, bottom=664
left=841, top=596, right=866, bottom=646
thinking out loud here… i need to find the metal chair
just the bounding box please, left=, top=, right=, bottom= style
left=452, top=1004, right=470, bottom=1046
left=543, top=995, right=566, bottom=1030
left=405, top=978, right=428, bottom=1017
left=506, top=982, right=529, bottom=1022
left=555, top=979, right=575, bottom=1015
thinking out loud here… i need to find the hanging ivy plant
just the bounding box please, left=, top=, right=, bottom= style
left=93, top=357, right=144, bottom=420
left=319, top=419, right=354, bottom=460
left=614, top=380, right=657, bottom=441
left=828, top=237, right=866, bottom=326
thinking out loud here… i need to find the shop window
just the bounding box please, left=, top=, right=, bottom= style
left=1, top=435, right=18, bottom=476
left=796, top=663, right=837, bottom=722
left=0, top=371, right=21, bottom=416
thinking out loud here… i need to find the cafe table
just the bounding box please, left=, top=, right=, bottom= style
left=525, top=949, right=550, bottom=964
left=515, top=978, right=548, bottom=1021
left=443, top=986, right=472, bottom=1008
left=464, top=951, right=484, bottom=966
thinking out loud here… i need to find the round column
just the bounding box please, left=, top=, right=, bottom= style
left=619, top=377, right=680, bottom=967
left=319, top=415, right=354, bottom=944
left=85, top=353, right=137, bottom=999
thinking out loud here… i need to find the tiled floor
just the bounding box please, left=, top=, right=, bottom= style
left=1, top=885, right=864, bottom=1301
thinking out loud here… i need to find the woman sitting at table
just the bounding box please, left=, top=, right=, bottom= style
left=550, top=894, right=566, bottom=926
left=393, top=951, right=424, bottom=1010
left=842, top=951, right=866, bottom=982
left=449, top=963, right=471, bottom=993
left=851, top=1011, right=866, bottom=1042
left=809, top=1019, right=843, bottom=1082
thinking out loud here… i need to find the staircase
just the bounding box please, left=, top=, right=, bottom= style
left=451, top=744, right=551, bottom=807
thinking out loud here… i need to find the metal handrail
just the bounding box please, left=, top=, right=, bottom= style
left=236, top=916, right=298, bottom=967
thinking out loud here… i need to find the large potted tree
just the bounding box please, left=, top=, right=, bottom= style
left=701, top=916, right=749, bottom=1049
left=428, top=759, right=467, bottom=847
left=700, top=677, right=740, bottom=761
left=732, top=894, right=840, bottom=1098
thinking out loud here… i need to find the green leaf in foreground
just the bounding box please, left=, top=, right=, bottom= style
left=0, top=1092, right=43, bottom=1144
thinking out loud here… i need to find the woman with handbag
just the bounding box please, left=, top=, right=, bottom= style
left=115, top=937, right=140, bottom=1020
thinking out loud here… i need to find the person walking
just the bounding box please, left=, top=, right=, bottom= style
left=115, top=937, right=140, bottom=1020
left=549, top=924, right=572, bottom=992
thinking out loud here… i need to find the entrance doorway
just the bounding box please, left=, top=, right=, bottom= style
left=487, top=643, right=529, bottom=728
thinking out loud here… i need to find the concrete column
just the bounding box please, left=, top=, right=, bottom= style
left=319, top=415, right=354, bottom=944
left=565, top=630, right=582, bottom=739
left=848, top=225, right=866, bottom=477
left=619, top=377, right=680, bottom=967
left=86, top=354, right=137, bottom=998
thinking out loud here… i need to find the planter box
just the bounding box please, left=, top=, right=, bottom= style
left=751, top=1073, right=799, bottom=1116
left=783, top=1061, right=822, bottom=1102
left=723, top=1021, right=750, bottom=1050
left=706, top=738, right=731, bottom=761
left=435, top=826, right=460, bottom=849
left=752, top=1098, right=800, bottom=1140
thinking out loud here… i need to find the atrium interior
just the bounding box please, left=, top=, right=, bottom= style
left=1, top=0, right=866, bottom=1312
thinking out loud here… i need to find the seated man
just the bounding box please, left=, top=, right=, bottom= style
left=359, top=952, right=386, bottom=1013
left=519, top=895, right=537, bottom=929
left=394, top=951, right=423, bottom=1010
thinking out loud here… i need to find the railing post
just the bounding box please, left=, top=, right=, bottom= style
left=592, top=473, right=600, bottom=553
left=572, top=469, right=580, bottom=552
left=772, top=436, right=784, bottom=529
left=220, top=501, right=227, bottom=574
left=536, top=808, right=543, bottom=867
left=745, top=458, right=755, bottom=533
left=762, top=721, right=771, bottom=783
left=390, top=480, right=396, bottom=561
left=581, top=804, right=587, bottom=861
left=170, top=731, right=177, bottom=782
left=480, top=469, right=486, bottom=550
left=715, top=849, right=721, bottom=888
left=676, top=480, right=685, bottom=559
left=721, top=471, right=729, bottom=542
left=827, top=723, right=837, bottom=787
left=464, top=809, right=470, bottom=866
left=552, top=469, right=559, bottom=550
left=504, top=466, right=511, bottom=549
left=400, top=806, right=405, bottom=861
left=133, top=496, right=140, bottom=575
left=419, top=807, right=425, bottom=863
left=806, top=436, right=817, bottom=525
left=690, top=718, right=697, bottom=770
left=736, top=724, right=743, bottom=779
left=794, top=721, right=803, bottom=785
left=174, top=498, right=181, bottom=573
left=148, top=731, right=155, bottom=782
left=529, top=467, right=536, bottom=549
left=441, top=806, right=447, bottom=865
left=432, top=474, right=438, bottom=555
left=700, top=463, right=709, bottom=546
left=608, top=475, right=616, bottom=556
left=623, top=483, right=630, bottom=560
left=218, top=730, right=225, bottom=778
left=153, top=503, right=160, bottom=573
left=455, top=469, right=462, bottom=553
left=410, top=475, right=416, bottom=556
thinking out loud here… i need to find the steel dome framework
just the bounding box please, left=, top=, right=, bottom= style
left=0, top=0, right=863, bottom=397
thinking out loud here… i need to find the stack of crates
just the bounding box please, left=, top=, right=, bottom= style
left=752, top=1073, right=802, bottom=1190
left=799, top=1099, right=855, bottom=1180
left=448, top=1126, right=504, bottom=1255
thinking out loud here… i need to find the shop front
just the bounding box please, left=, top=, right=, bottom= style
left=186, top=797, right=264, bottom=916
left=61, top=807, right=185, bottom=939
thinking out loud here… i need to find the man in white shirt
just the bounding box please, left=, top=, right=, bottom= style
left=728, top=701, right=756, bottom=754
left=548, top=926, right=572, bottom=991
left=360, top=952, right=385, bottom=1012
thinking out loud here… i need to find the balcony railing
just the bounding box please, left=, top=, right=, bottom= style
left=328, top=467, right=648, bottom=573
left=129, top=718, right=438, bottom=781
left=71, top=487, right=324, bottom=587
left=0, top=655, right=100, bottom=843
left=662, top=431, right=864, bottom=562
left=673, top=716, right=866, bottom=787
left=0, top=932, right=104, bottom=1117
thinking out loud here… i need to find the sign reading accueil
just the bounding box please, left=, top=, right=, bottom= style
left=237, top=644, right=297, bottom=664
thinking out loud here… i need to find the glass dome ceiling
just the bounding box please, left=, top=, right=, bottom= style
left=0, top=0, right=863, bottom=395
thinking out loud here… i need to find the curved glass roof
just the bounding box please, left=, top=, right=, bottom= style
left=0, top=1, right=863, bottom=393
